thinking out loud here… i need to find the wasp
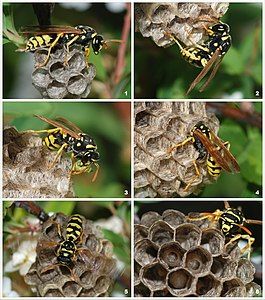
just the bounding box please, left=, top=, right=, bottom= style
left=186, top=22, right=232, bottom=94
left=30, top=114, right=100, bottom=182
left=168, top=21, right=231, bottom=94
left=188, top=201, right=262, bottom=259
left=17, top=25, right=120, bottom=67
left=168, top=121, right=240, bottom=191
left=57, top=214, right=83, bottom=265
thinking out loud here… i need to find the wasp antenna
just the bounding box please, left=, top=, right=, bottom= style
left=92, top=163, right=100, bottom=182
left=104, top=39, right=123, bottom=44
left=246, top=219, right=263, bottom=225
left=224, top=201, right=230, bottom=209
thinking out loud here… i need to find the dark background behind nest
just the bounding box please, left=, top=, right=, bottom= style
left=135, top=200, right=262, bottom=286
left=135, top=3, right=262, bottom=99
left=4, top=2, right=131, bottom=99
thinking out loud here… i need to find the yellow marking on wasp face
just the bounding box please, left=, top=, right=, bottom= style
left=77, top=142, right=81, bottom=147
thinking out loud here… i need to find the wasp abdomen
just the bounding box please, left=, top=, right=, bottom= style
left=66, top=214, right=83, bottom=242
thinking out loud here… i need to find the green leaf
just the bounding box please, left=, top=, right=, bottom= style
left=218, top=120, right=247, bottom=155
left=239, top=126, right=262, bottom=185
left=157, top=79, right=186, bottom=98
left=4, top=102, right=53, bottom=117
left=42, top=201, right=76, bottom=215
left=222, top=47, right=245, bottom=75
left=103, top=229, right=130, bottom=264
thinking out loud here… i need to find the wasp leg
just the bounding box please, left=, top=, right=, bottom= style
left=223, top=141, right=230, bottom=149
left=91, top=163, right=99, bottom=182
left=26, top=127, right=62, bottom=135
left=84, top=47, right=90, bottom=67
left=187, top=209, right=223, bottom=223
left=167, top=136, right=194, bottom=155
left=225, top=234, right=255, bottom=260
left=36, top=33, right=64, bottom=68
left=63, top=35, right=80, bottom=65
left=183, top=160, right=200, bottom=191
left=48, top=143, right=68, bottom=170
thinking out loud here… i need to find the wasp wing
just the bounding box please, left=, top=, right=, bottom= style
left=186, top=49, right=221, bottom=95
left=55, top=117, right=83, bottom=134
left=193, top=128, right=240, bottom=173
left=21, top=25, right=82, bottom=35
left=207, top=130, right=240, bottom=173
left=34, top=114, right=79, bottom=138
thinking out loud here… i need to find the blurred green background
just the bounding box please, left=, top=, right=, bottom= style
left=135, top=200, right=262, bottom=287
left=135, top=3, right=262, bottom=99
left=3, top=200, right=131, bottom=297
left=4, top=102, right=131, bottom=198
left=198, top=102, right=262, bottom=198
left=3, top=2, right=131, bottom=99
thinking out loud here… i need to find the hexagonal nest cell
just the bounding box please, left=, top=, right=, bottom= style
left=135, top=3, right=229, bottom=47
left=3, top=127, right=74, bottom=198
left=134, top=102, right=220, bottom=197
left=24, top=213, right=117, bottom=297
left=32, top=45, right=96, bottom=99
left=134, top=209, right=261, bottom=297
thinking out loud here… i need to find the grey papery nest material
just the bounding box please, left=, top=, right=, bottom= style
left=135, top=2, right=229, bottom=47
left=134, top=209, right=261, bottom=297
left=134, top=102, right=219, bottom=198
left=32, top=45, right=96, bottom=99
left=24, top=213, right=117, bottom=297
left=3, top=127, right=74, bottom=198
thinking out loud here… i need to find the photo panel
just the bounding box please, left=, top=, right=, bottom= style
left=3, top=2, right=131, bottom=99
left=3, top=101, right=131, bottom=198
left=134, top=101, right=262, bottom=198
left=134, top=2, right=262, bottom=99
left=134, top=200, right=262, bottom=297
left=3, top=200, right=131, bottom=297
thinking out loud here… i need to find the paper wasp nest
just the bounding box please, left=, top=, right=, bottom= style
left=134, top=102, right=219, bottom=197
left=135, top=3, right=229, bottom=47
left=32, top=45, right=96, bottom=99
left=134, top=210, right=261, bottom=297
left=3, top=127, right=74, bottom=198
left=24, top=213, right=116, bottom=297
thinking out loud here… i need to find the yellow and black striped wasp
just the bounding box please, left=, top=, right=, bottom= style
left=188, top=201, right=262, bottom=259
left=168, top=21, right=231, bottom=94
left=186, top=22, right=232, bottom=94
left=168, top=121, right=240, bottom=191
left=17, top=25, right=120, bottom=67
left=30, top=114, right=100, bottom=182
left=57, top=214, right=83, bottom=265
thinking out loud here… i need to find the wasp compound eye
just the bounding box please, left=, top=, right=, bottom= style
left=92, top=35, right=104, bottom=54
left=91, top=151, right=100, bottom=161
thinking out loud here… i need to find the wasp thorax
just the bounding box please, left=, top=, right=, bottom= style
left=135, top=209, right=261, bottom=297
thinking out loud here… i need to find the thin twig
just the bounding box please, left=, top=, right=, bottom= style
left=113, top=3, right=131, bottom=85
